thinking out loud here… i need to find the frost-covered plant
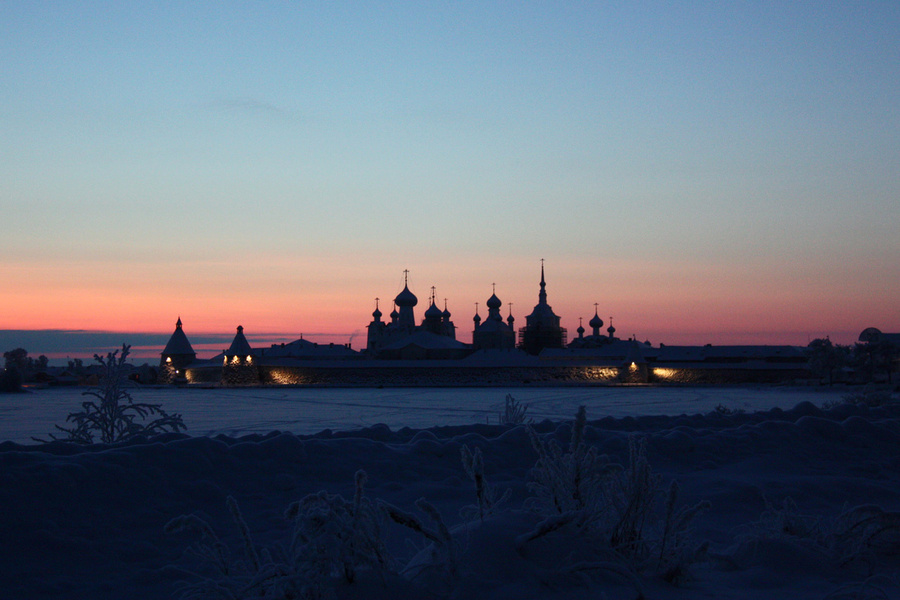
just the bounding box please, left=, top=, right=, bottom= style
left=710, top=403, right=745, bottom=417
left=751, top=496, right=822, bottom=540
left=166, top=495, right=282, bottom=599
left=500, top=393, right=531, bottom=425
left=830, top=504, right=900, bottom=570
left=522, top=408, right=709, bottom=581
left=841, top=387, right=894, bottom=408
left=380, top=497, right=459, bottom=587
left=525, top=405, right=620, bottom=520
left=460, top=444, right=511, bottom=522
left=609, top=437, right=660, bottom=558
left=605, top=437, right=709, bottom=577
left=738, top=499, right=900, bottom=576
left=825, top=574, right=900, bottom=600
left=285, top=469, right=393, bottom=585
left=37, top=344, right=185, bottom=444
left=654, top=480, right=710, bottom=582
left=168, top=470, right=393, bottom=599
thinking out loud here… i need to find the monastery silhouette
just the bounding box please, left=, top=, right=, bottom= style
left=160, top=264, right=812, bottom=386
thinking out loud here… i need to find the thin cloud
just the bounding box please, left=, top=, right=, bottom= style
left=203, top=96, right=293, bottom=119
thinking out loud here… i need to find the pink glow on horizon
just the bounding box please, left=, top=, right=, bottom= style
left=3, top=253, right=896, bottom=360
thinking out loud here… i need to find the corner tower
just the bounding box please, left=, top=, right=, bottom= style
left=159, top=317, right=196, bottom=384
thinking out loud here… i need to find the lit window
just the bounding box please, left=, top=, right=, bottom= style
left=166, top=357, right=172, bottom=363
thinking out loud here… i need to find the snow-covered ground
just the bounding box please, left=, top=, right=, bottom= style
left=1, top=384, right=850, bottom=444
left=3, top=386, right=900, bottom=599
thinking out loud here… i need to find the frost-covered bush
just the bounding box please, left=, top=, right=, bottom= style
left=168, top=470, right=393, bottom=599
left=380, top=497, right=459, bottom=591
left=499, top=393, right=531, bottom=425
left=710, top=403, right=745, bottom=417
left=841, top=387, right=894, bottom=408
left=750, top=496, right=822, bottom=540
left=460, top=444, right=511, bottom=522
left=166, top=496, right=276, bottom=599
left=831, top=505, right=900, bottom=570
left=825, top=575, right=900, bottom=600
left=525, top=405, right=621, bottom=521
left=285, top=469, right=393, bottom=585
left=521, top=407, right=710, bottom=582
left=38, top=344, right=185, bottom=443
left=736, top=498, right=900, bottom=576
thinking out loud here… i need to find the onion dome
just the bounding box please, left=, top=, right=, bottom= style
left=442, top=299, right=451, bottom=320
left=486, top=292, right=502, bottom=310
left=607, top=317, right=616, bottom=336
left=390, top=306, right=399, bottom=321
left=589, top=311, right=604, bottom=330
left=394, top=284, right=418, bottom=308
left=507, top=311, right=515, bottom=327
left=425, top=301, right=443, bottom=319
left=577, top=323, right=585, bottom=336
left=371, top=298, right=383, bottom=320
left=473, top=309, right=482, bottom=325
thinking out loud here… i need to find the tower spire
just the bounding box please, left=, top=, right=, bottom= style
left=538, top=259, right=547, bottom=304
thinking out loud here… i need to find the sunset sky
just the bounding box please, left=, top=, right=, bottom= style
left=2, top=2, right=898, bottom=362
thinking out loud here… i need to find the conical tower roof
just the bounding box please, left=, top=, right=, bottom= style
left=162, top=317, right=196, bottom=357
left=226, top=325, right=254, bottom=356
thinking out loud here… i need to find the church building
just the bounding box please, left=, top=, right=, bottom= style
left=366, top=272, right=465, bottom=358
left=518, top=262, right=567, bottom=355
left=472, top=284, right=516, bottom=350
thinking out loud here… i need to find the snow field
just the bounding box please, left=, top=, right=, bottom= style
left=1, top=399, right=899, bottom=599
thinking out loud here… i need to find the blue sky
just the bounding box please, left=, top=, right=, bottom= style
left=2, top=1, right=899, bottom=361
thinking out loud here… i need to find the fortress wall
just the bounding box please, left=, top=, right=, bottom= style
left=184, top=363, right=808, bottom=386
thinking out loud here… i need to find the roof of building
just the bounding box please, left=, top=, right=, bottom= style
left=859, top=328, right=900, bottom=345
left=655, top=345, right=807, bottom=362
left=379, top=330, right=469, bottom=351
left=260, top=338, right=358, bottom=359
left=226, top=325, right=254, bottom=356
left=161, top=317, right=196, bottom=356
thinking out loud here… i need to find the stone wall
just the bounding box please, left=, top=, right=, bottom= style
left=184, top=362, right=808, bottom=386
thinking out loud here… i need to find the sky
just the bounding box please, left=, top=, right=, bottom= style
left=2, top=1, right=899, bottom=362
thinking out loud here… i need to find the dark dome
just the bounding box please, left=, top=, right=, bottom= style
left=425, top=302, right=443, bottom=319
left=486, top=293, right=502, bottom=310
left=395, top=285, right=418, bottom=307
left=589, top=313, right=604, bottom=329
